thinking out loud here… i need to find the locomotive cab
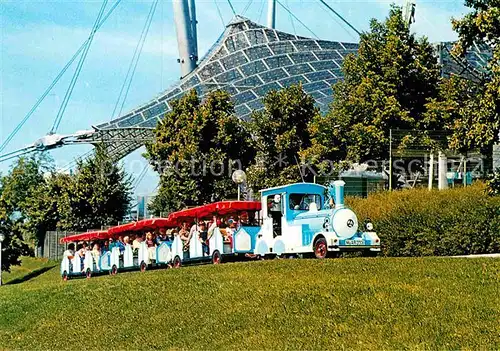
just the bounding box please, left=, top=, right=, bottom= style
left=255, top=181, right=381, bottom=258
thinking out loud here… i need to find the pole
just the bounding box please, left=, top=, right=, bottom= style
left=267, top=0, right=276, bottom=28
left=188, top=0, right=198, bottom=60
left=389, top=129, right=393, bottom=191
left=428, top=152, right=434, bottom=190
left=237, top=184, right=241, bottom=201
left=0, top=241, right=2, bottom=286
left=172, top=0, right=197, bottom=78
left=463, top=157, right=467, bottom=187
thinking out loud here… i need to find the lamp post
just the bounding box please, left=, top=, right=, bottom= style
left=0, top=233, right=4, bottom=286
left=232, top=170, right=247, bottom=201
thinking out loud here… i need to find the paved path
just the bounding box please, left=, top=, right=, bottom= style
left=450, top=253, right=500, bottom=258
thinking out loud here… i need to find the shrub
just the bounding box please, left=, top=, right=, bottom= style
left=346, top=182, right=500, bottom=257
left=486, top=168, right=500, bottom=196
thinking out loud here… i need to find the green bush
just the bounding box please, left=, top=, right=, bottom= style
left=347, top=182, right=500, bottom=257
left=486, top=168, right=500, bottom=196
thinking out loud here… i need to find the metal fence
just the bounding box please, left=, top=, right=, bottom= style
left=41, top=231, right=81, bottom=260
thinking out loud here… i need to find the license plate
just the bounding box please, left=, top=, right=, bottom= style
left=345, top=239, right=365, bottom=245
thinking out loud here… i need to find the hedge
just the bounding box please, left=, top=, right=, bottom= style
left=346, top=182, right=500, bottom=257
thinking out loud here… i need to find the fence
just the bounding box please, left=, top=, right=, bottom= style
left=41, top=231, right=81, bottom=260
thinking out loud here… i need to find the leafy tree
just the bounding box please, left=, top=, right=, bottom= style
left=0, top=156, right=50, bottom=272
left=448, top=0, right=499, bottom=155
left=146, top=89, right=254, bottom=215
left=246, top=84, right=320, bottom=190
left=58, top=146, right=132, bottom=231
left=304, top=6, right=441, bottom=169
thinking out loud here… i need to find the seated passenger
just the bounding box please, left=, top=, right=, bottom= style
left=208, top=216, right=219, bottom=239
left=123, top=236, right=130, bottom=245
left=145, top=232, right=156, bottom=260
left=225, top=219, right=236, bottom=242
left=76, top=244, right=86, bottom=271
left=198, top=221, right=209, bottom=256
left=132, top=235, right=143, bottom=250
left=63, top=243, right=75, bottom=260
left=116, top=236, right=126, bottom=254
left=180, top=224, right=191, bottom=250
left=102, top=240, right=110, bottom=253
left=91, top=243, right=101, bottom=261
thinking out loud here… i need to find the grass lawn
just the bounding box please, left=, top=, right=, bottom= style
left=2, top=256, right=57, bottom=285
left=0, top=257, right=498, bottom=350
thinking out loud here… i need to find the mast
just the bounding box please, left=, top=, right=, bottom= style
left=267, top=0, right=276, bottom=28
left=188, top=0, right=198, bottom=60
left=172, top=0, right=197, bottom=78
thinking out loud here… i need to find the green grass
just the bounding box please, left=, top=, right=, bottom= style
left=0, top=258, right=499, bottom=350
left=2, top=256, right=57, bottom=285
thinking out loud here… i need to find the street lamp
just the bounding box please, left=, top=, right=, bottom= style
left=0, top=233, right=4, bottom=287
left=232, top=170, right=247, bottom=201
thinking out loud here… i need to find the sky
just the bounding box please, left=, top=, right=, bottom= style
left=0, top=0, right=471, bottom=197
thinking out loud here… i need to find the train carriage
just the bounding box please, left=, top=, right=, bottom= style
left=167, top=200, right=262, bottom=266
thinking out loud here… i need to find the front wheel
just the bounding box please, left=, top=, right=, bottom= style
left=140, top=261, right=147, bottom=272
left=314, top=238, right=328, bottom=259
left=212, top=250, right=222, bottom=265
left=110, top=265, right=118, bottom=275
left=173, top=256, right=182, bottom=268
left=62, top=271, right=68, bottom=281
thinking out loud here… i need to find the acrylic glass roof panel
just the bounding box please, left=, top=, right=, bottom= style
left=92, top=16, right=491, bottom=160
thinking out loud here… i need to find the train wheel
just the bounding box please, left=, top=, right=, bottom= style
left=212, top=250, right=222, bottom=265
left=62, top=271, right=68, bottom=281
left=173, top=256, right=182, bottom=268
left=140, top=261, right=147, bottom=272
left=111, top=265, right=118, bottom=275
left=314, top=238, right=328, bottom=259
left=85, top=269, right=92, bottom=279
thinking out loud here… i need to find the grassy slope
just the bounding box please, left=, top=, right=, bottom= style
left=0, top=258, right=499, bottom=350
left=2, top=256, right=56, bottom=285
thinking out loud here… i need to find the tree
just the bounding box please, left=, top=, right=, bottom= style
left=448, top=0, right=499, bottom=155
left=246, top=84, right=320, bottom=190
left=58, top=146, right=132, bottom=231
left=304, top=6, right=441, bottom=169
left=146, top=89, right=254, bottom=215
left=0, top=156, right=50, bottom=271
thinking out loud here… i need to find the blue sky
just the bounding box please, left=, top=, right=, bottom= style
left=1, top=0, right=470, bottom=197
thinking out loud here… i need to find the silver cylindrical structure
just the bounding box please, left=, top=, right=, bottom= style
left=172, top=0, right=197, bottom=78
left=188, top=0, right=198, bottom=59
left=438, top=151, right=448, bottom=190
left=267, top=0, right=276, bottom=28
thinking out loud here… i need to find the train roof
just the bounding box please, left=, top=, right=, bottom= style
left=260, top=183, right=326, bottom=197
left=108, top=218, right=177, bottom=235
left=60, top=230, right=108, bottom=244
left=168, top=200, right=261, bottom=223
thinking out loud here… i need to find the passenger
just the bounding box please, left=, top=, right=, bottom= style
left=198, top=221, right=209, bottom=256
left=155, top=229, right=165, bottom=245
left=91, top=243, right=101, bottom=261
left=63, top=243, right=75, bottom=260
left=132, top=235, right=143, bottom=250
left=145, top=232, right=156, bottom=260
left=76, top=243, right=86, bottom=271
left=102, top=240, right=110, bottom=253
left=225, top=218, right=236, bottom=242
left=180, top=224, right=191, bottom=250
left=108, top=237, right=116, bottom=251
left=123, top=236, right=130, bottom=245
left=116, top=236, right=126, bottom=254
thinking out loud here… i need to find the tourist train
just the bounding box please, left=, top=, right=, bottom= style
left=60, top=180, right=380, bottom=280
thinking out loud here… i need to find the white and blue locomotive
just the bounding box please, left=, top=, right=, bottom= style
left=234, top=180, right=380, bottom=258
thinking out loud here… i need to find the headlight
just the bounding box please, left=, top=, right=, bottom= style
left=365, top=222, right=374, bottom=231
